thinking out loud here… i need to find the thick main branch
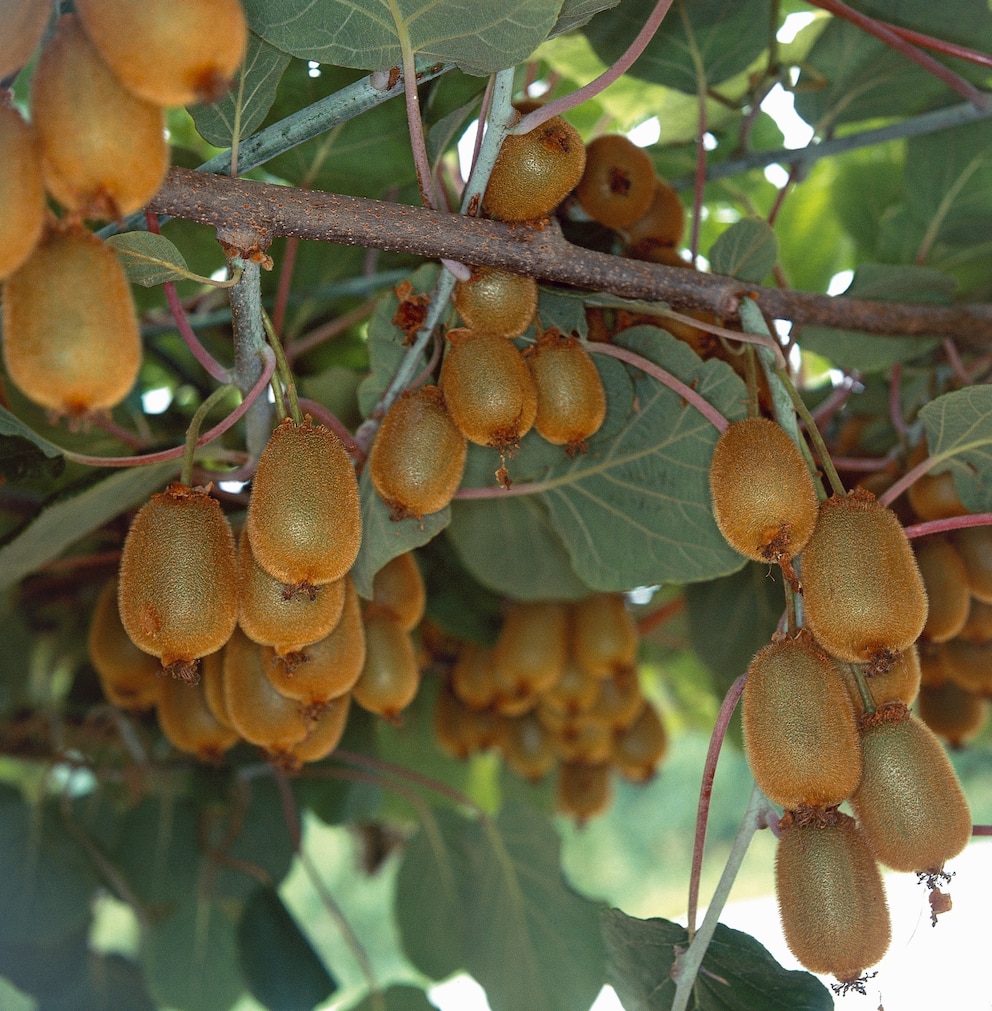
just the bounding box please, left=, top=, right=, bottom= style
left=149, top=167, right=992, bottom=344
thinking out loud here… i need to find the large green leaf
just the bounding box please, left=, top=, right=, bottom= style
left=918, top=385, right=992, bottom=512
left=708, top=219, right=778, bottom=283
left=190, top=32, right=291, bottom=148
left=602, top=908, right=832, bottom=1010
left=245, top=0, right=564, bottom=75
left=0, top=406, right=64, bottom=482
left=396, top=804, right=606, bottom=1011
left=0, top=461, right=178, bottom=594
left=237, top=889, right=337, bottom=1011
left=797, top=264, right=949, bottom=371
left=584, top=0, right=769, bottom=95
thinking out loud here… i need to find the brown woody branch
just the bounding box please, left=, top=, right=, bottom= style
left=149, top=167, right=992, bottom=345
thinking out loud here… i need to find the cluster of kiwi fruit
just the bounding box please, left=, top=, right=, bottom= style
left=431, top=593, right=668, bottom=823
left=708, top=416, right=972, bottom=987
left=0, top=1, right=247, bottom=417
left=99, top=416, right=430, bottom=767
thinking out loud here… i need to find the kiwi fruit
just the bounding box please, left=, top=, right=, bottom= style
left=525, top=330, right=607, bottom=452
left=0, top=102, right=45, bottom=281
left=3, top=222, right=142, bottom=416
left=491, top=600, right=569, bottom=702
left=571, top=592, right=639, bottom=678
left=556, top=715, right=613, bottom=765
left=434, top=681, right=475, bottom=760
left=625, top=177, right=686, bottom=249
left=938, top=637, right=992, bottom=695
left=918, top=680, right=989, bottom=749
left=31, top=15, right=168, bottom=219
left=708, top=417, right=819, bottom=565
left=237, top=528, right=346, bottom=657
left=742, top=630, right=862, bottom=810
left=368, top=385, right=468, bottom=520
left=451, top=266, right=538, bottom=339
left=612, top=703, right=668, bottom=783
left=775, top=808, right=891, bottom=983
left=0, top=0, right=50, bottom=80
left=801, top=489, right=928, bottom=670
left=840, top=643, right=921, bottom=712
left=351, top=613, right=420, bottom=721
left=541, top=657, right=601, bottom=719
left=482, top=114, right=586, bottom=222
left=261, top=576, right=366, bottom=709
left=952, top=525, right=992, bottom=603
left=575, top=134, right=656, bottom=229
left=157, top=671, right=239, bottom=761
left=590, top=669, right=645, bottom=731
left=906, top=441, right=967, bottom=521
left=958, top=597, right=992, bottom=642
left=87, top=578, right=162, bottom=711
left=915, top=536, right=971, bottom=643
left=369, top=551, right=426, bottom=632
left=556, top=760, right=612, bottom=823
left=118, top=483, right=238, bottom=681
left=440, top=328, right=538, bottom=450
left=450, top=641, right=500, bottom=711
left=74, top=0, right=248, bottom=107
left=850, top=703, right=972, bottom=872
left=500, top=712, right=558, bottom=781
left=246, top=416, right=361, bottom=588
left=288, top=693, right=352, bottom=765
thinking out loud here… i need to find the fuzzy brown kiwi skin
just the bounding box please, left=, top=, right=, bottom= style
left=915, top=536, right=970, bottom=643
left=850, top=702, right=972, bottom=873
left=775, top=807, right=891, bottom=983
left=800, top=488, right=928, bottom=671
left=0, top=103, right=46, bottom=281
left=742, top=630, right=862, bottom=810
left=708, top=417, right=819, bottom=566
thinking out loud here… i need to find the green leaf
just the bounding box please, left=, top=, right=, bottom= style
left=105, top=232, right=196, bottom=287
left=797, top=264, right=949, bottom=372
left=349, top=985, right=438, bottom=1011
left=584, top=0, right=768, bottom=94
left=513, top=328, right=746, bottom=591
left=395, top=807, right=472, bottom=979
left=919, top=385, right=992, bottom=512
left=708, top=219, right=778, bottom=283
left=602, top=908, right=832, bottom=1011
left=238, top=889, right=337, bottom=1011
left=0, top=407, right=64, bottom=481
left=143, top=899, right=246, bottom=1011
left=190, top=32, right=291, bottom=148
left=0, top=460, right=177, bottom=594
left=0, top=787, right=98, bottom=947
left=420, top=532, right=504, bottom=643
left=550, top=0, right=620, bottom=38
left=352, top=467, right=451, bottom=599
left=448, top=492, right=592, bottom=600
left=245, top=0, right=563, bottom=75
left=462, top=805, right=607, bottom=1011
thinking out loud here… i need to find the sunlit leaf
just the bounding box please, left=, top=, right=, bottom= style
left=245, top=0, right=564, bottom=75
left=190, top=32, right=292, bottom=148
left=602, top=908, right=832, bottom=1011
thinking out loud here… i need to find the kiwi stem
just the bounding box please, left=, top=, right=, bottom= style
left=687, top=673, right=746, bottom=937
left=743, top=346, right=761, bottom=419
left=783, top=580, right=797, bottom=635
left=180, top=383, right=240, bottom=486
left=162, top=280, right=231, bottom=383
left=849, top=663, right=877, bottom=715
left=776, top=364, right=846, bottom=496
left=674, top=783, right=775, bottom=1011
left=261, top=308, right=302, bottom=425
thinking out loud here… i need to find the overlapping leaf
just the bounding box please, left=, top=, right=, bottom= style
left=0, top=406, right=64, bottom=481
left=245, top=0, right=564, bottom=75
left=708, top=219, right=778, bottom=283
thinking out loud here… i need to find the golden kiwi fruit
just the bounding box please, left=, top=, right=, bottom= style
left=451, top=266, right=538, bottom=339
left=575, top=134, right=656, bottom=229
left=0, top=102, right=46, bottom=281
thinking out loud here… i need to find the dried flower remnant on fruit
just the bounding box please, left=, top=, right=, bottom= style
left=117, top=483, right=238, bottom=682
left=575, top=134, right=656, bottom=229
left=392, top=279, right=431, bottom=343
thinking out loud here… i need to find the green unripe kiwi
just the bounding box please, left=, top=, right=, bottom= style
left=440, top=328, right=538, bottom=450
left=118, top=483, right=238, bottom=681
left=850, top=703, right=972, bottom=872
left=31, top=15, right=168, bottom=219
left=525, top=330, right=607, bottom=451
left=483, top=114, right=585, bottom=222
left=742, top=630, right=862, bottom=810
left=775, top=808, right=891, bottom=983
left=801, top=489, right=928, bottom=669
left=246, top=416, right=361, bottom=588
left=451, top=266, right=538, bottom=339
left=369, top=385, right=468, bottom=520
left=74, top=0, right=248, bottom=107
left=708, top=418, right=819, bottom=565
left=915, top=536, right=971, bottom=643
